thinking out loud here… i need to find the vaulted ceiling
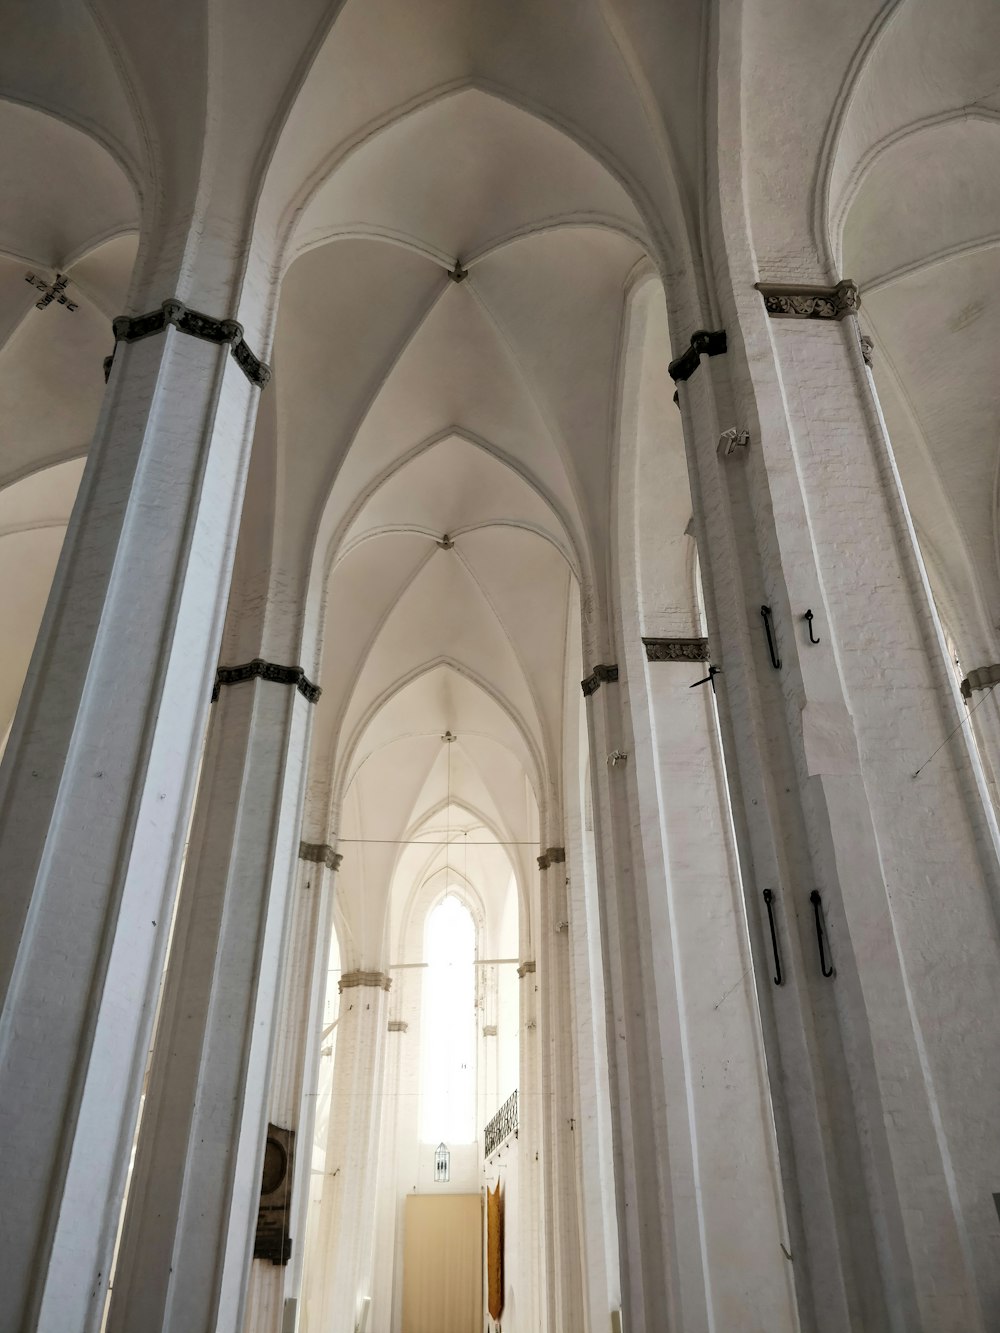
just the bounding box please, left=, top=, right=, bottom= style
left=3, top=0, right=1000, bottom=942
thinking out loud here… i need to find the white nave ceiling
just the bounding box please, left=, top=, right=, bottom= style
left=3, top=2, right=1000, bottom=1332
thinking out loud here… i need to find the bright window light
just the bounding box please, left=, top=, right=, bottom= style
left=420, top=894, right=476, bottom=1143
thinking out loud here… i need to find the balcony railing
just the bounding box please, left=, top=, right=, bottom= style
left=484, top=1088, right=518, bottom=1158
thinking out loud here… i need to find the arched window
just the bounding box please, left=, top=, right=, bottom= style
left=420, top=894, right=476, bottom=1143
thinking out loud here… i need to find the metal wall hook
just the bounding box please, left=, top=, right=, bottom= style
left=763, top=889, right=782, bottom=985
left=809, top=890, right=834, bottom=977
left=804, top=609, right=820, bottom=644
left=689, top=664, right=722, bottom=693
left=761, top=605, right=781, bottom=669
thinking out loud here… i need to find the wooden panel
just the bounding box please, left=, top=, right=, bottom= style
left=402, top=1194, right=482, bottom=1333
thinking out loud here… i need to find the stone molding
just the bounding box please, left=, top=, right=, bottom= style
left=667, top=328, right=727, bottom=383
left=860, top=334, right=874, bottom=367
left=104, top=297, right=271, bottom=387
left=338, top=970, right=392, bottom=993
left=960, top=663, right=1000, bottom=700
left=581, top=663, right=619, bottom=697
left=298, top=841, right=342, bottom=870
left=212, top=658, right=321, bottom=704
left=642, top=636, right=709, bottom=662
left=517, top=960, right=536, bottom=979
left=755, top=279, right=859, bottom=321
left=388, top=1019, right=408, bottom=1033
left=537, top=846, right=566, bottom=870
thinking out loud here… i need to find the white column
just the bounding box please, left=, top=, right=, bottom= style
left=681, top=285, right=1000, bottom=1331
left=516, top=958, right=545, bottom=1333
left=0, top=297, right=265, bottom=1333
left=243, top=844, right=340, bottom=1333
left=564, top=800, right=621, bottom=1332
left=537, top=847, right=586, bottom=1333
left=370, top=1015, right=407, bottom=1332
left=106, top=663, right=312, bottom=1333
left=631, top=637, right=799, bottom=1331
left=584, top=667, right=678, bottom=1333
left=312, top=971, right=391, bottom=1333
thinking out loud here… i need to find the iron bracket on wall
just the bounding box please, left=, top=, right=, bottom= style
left=804, top=609, right=820, bottom=644
left=810, top=891, right=835, bottom=978
left=760, top=605, right=781, bottom=670
left=689, top=665, right=722, bottom=693
left=763, top=889, right=782, bottom=985
left=667, top=328, right=727, bottom=383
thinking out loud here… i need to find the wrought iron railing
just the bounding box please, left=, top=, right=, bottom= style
left=484, top=1088, right=518, bottom=1158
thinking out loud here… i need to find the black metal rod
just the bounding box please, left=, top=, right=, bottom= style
left=763, top=889, right=782, bottom=985
left=810, top=890, right=834, bottom=977
left=804, top=609, right=820, bottom=644
left=761, top=605, right=781, bottom=669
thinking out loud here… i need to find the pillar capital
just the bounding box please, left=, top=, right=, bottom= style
left=338, top=970, right=391, bottom=993
left=106, top=297, right=271, bottom=386
left=212, top=658, right=320, bottom=704
left=517, top=960, right=536, bottom=978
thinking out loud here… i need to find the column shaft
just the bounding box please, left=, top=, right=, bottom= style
left=537, top=851, right=586, bottom=1332
left=107, top=671, right=311, bottom=1333
left=631, top=640, right=799, bottom=1331
left=516, top=960, right=545, bottom=1333
left=243, top=847, right=339, bottom=1333
left=585, top=671, right=677, bottom=1333
left=0, top=326, right=260, bottom=1333
left=682, top=300, right=1000, bottom=1331
left=312, top=973, right=391, bottom=1332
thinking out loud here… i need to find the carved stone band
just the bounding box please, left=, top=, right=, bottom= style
left=339, top=970, right=392, bottom=993
left=668, top=328, right=727, bottom=383
left=517, top=961, right=536, bottom=979
left=581, top=663, right=619, bottom=697
left=537, top=847, right=566, bottom=871
left=299, top=841, right=342, bottom=870
left=213, top=658, right=321, bottom=704
left=643, top=637, right=709, bottom=662
left=755, top=279, right=859, bottom=321
left=105, top=298, right=271, bottom=387
left=960, top=664, right=1000, bottom=700
left=388, top=1019, right=409, bottom=1033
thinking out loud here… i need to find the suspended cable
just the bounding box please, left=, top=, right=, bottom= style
left=912, top=682, right=997, bottom=778
left=335, top=838, right=537, bottom=846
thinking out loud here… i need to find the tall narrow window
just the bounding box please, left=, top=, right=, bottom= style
left=420, top=894, right=476, bottom=1143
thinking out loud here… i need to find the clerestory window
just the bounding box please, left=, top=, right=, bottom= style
left=420, top=893, right=476, bottom=1144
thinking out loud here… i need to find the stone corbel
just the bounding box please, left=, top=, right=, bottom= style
left=642, top=637, right=709, bottom=663
left=299, top=841, right=342, bottom=870
left=960, top=664, right=1000, bottom=701
left=755, top=279, right=859, bottom=321
left=536, top=846, right=566, bottom=871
